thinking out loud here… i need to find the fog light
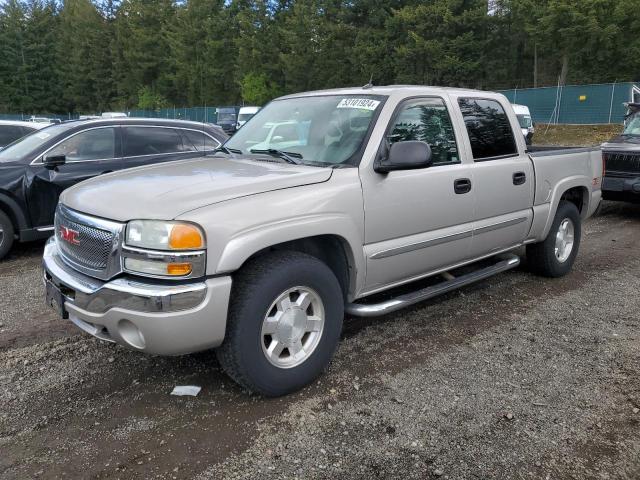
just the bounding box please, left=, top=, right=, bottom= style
left=118, top=319, right=145, bottom=349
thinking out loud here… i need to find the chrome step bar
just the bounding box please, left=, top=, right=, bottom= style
left=345, top=253, right=521, bottom=317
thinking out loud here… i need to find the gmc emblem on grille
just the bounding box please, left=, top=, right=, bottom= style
left=59, top=226, right=80, bottom=245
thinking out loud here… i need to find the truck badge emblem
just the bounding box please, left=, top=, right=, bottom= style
left=59, top=226, right=80, bottom=245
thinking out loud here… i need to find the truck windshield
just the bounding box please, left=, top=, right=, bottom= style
left=623, top=112, right=640, bottom=135
left=516, top=114, right=532, bottom=129
left=224, top=95, right=385, bottom=166
left=0, top=123, right=75, bottom=162
left=217, top=112, right=236, bottom=122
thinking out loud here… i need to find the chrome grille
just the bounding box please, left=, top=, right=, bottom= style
left=604, top=151, right=640, bottom=177
left=54, top=205, right=124, bottom=280
left=55, top=212, right=113, bottom=270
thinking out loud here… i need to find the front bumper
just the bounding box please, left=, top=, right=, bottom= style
left=42, top=238, right=232, bottom=355
left=602, top=175, right=640, bottom=202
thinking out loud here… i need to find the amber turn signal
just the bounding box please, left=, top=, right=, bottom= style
left=166, top=263, right=193, bottom=276
left=169, top=224, right=203, bottom=249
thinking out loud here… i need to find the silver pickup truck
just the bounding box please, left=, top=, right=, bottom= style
left=43, top=86, right=602, bottom=396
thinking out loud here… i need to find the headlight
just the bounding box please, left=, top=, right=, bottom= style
left=126, top=220, right=204, bottom=250
left=123, top=220, right=206, bottom=278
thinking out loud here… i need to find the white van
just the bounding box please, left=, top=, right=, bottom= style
left=236, top=106, right=260, bottom=130
left=512, top=104, right=534, bottom=145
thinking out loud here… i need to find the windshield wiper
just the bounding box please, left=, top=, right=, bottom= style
left=249, top=148, right=302, bottom=165
left=213, top=146, right=243, bottom=155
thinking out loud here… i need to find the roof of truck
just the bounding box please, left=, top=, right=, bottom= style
left=278, top=85, right=500, bottom=100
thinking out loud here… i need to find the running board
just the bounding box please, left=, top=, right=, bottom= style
left=345, top=254, right=520, bottom=317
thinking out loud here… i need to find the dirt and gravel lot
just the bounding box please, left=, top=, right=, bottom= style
left=1, top=201, right=639, bottom=480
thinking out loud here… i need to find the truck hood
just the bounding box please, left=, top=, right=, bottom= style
left=60, top=156, right=333, bottom=221
left=602, top=135, right=640, bottom=149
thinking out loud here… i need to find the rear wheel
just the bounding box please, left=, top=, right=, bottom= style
left=216, top=251, right=344, bottom=396
left=527, top=200, right=581, bottom=277
left=0, top=210, right=15, bottom=261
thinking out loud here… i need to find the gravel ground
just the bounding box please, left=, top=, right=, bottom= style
left=1, top=201, right=639, bottom=479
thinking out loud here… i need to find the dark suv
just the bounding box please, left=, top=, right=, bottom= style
left=601, top=103, right=640, bottom=203
left=0, top=118, right=227, bottom=259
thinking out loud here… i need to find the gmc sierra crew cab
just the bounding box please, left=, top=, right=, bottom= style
left=42, top=86, right=602, bottom=396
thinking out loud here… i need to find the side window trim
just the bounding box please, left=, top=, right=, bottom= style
left=381, top=95, right=462, bottom=168
left=457, top=97, right=519, bottom=162
left=29, top=126, right=119, bottom=165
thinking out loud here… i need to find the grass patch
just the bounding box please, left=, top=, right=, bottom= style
left=533, top=123, right=623, bottom=147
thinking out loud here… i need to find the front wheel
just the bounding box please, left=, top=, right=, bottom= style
left=216, top=251, right=344, bottom=396
left=527, top=200, right=581, bottom=277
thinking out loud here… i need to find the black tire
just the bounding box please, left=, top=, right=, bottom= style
left=216, top=251, right=344, bottom=396
left=0, top=210, right=15, bottom=261
left=527, top=200, right=581, bottom=278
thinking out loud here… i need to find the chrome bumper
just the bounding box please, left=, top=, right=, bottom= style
left=42, top=238, right=232, bottom=355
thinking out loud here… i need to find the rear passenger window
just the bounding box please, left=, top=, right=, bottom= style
left=387, top=98, right=459, bottom=165
left=458, top=98, right=517, bottom=160
left=180, top=129, right=220, bottom=151
left=123, top=127, right=189, bottom=157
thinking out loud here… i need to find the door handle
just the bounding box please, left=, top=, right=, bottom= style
left=454, top=178, right=472, bottom=194
left=513, top=171, right=526, bottom=185
left=99, top=170, right=113, bottom=175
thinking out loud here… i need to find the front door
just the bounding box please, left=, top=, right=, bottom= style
left=454, top=97, right=534, bottom=258
left=361, top=96, right=476, bottom=294
left=26, top=126, right=122, bottom=228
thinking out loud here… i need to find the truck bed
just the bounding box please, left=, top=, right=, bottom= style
left=528, top=145, right=600, bottom=156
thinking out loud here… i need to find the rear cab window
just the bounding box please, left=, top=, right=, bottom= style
left=458, top=98, right=518, bottom=160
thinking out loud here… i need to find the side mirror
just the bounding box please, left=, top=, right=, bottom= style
left=375, top=141, right=432, bottom=174
left=43, top=154, right=66, bottom=169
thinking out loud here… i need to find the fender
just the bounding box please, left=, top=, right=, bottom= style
left=539, top=175, right=591, bottom=240
left=215, top=213, right=366, bottom=297
left=0, top=191, right=28, bottom=231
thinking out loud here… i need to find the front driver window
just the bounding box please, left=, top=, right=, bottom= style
left=47, top=128, right=116, bottom=162
left=388, top=98, right=460, bottom=165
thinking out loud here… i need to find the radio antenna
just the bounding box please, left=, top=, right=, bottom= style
left=363, top=73, right=374, bottom=89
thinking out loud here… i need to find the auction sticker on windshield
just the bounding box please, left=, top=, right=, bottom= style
left=337, top=98, right=381, bottom=110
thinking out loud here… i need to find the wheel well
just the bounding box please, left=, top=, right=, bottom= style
left=560, top=186, right=588, bottom=214
left=0, top=204, right=19, bottom=233
left=243, top=235, right=353, bottom=300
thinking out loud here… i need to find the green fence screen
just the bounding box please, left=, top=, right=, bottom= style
left=3, top=83, right=639, bottom=125
left=498, top=82, right=639, bottom=125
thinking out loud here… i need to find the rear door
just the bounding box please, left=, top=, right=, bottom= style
left=454, top=96, right=534, bottom=258
left=26, top=126, right=122, bottom=228
left=121, top=126, right=204, bottom=169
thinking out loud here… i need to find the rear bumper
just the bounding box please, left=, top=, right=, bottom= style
left=42, top=238, right=232, bottom=355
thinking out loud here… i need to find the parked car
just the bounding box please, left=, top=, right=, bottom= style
left=28, top=116, right=61, bottom=124
left=0, top=118, right=227, bottom=259
left=236, top=106, right=261, bottom=130
left=43, top=86, right=602, bottom=396
left=100, top=112, right=128, bottom=118
left=216, top=107, right=238, bottom=134
left=512, top=104, right=535, bottom=145
left=600, top=102, right=640, bottom=203
left=0, top=120, right=50, bottom=149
